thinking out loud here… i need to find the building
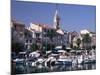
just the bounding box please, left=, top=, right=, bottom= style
left=53, top=9, right=60, bottom=30
left=80, top=29, right=96, bottom=49
left=11, top=20, right=25, bottom=44
left=27, top=7, right=69, bottom=49
left=24, top=28, right=34, bottom=50
left=67, top=31, right=79, bottom=48
left=11, top=20, right=33, bottom=51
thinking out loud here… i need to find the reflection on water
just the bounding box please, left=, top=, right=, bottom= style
left=13, top=63, right=96, bottom=74
left=14, top=63, right=96, bottom=74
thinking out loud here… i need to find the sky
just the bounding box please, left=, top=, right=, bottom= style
left=11, top=0, right=96, bottom=32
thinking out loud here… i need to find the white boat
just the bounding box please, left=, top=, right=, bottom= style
left=45, top=57, right=55, bottom=66
left=55, top=55, right=72, bottom=65
left=82, top=54, right=96, bottom=64
left=29, top=52, right=40, bottom=58
left=31, top=62, right=36, bottom=66
left=77, top=55, right=83, bottom=64
left=58, top=50, right=66, bottom=53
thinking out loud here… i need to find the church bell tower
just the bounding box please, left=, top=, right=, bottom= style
left=53, top=4, right=60, bottom=30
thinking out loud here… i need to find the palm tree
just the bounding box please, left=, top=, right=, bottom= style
left=76, top=38, right=81, bottom=49
left=82, top=33, right=91, bottom=50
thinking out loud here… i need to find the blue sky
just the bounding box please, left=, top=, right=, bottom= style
left=11, top=0, right=96, bottom=32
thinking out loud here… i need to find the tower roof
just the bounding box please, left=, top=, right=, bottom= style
left=53, top=4, right=60, bottom=29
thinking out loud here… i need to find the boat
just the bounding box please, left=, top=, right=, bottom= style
left=55, top=58, right=72, bottom=65
left=54, top=55, right=72, bottom=65
left=81, top=55, right=96, bottom=64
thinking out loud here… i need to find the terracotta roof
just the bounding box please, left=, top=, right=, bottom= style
left=31, top=22, right=54, bottom=29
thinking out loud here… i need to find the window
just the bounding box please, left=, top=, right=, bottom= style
left=26, top=39, right=28, bottom=43
left=26, top=45, right=28, bottom=49
left=30, top=39, right=32, bottom=43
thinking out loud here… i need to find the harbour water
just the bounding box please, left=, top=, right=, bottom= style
left=31, top=64, right=95, bottom=73
left=14, top=63, right=96, bottom=74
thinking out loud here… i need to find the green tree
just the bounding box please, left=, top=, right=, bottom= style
left=45, top=29, right=57, bottom=50
left=76, top=38, right=81, bottom=49
left=31, top=43, right=38, bottom=51
left=43, top=43, right=55, bottom=51
left=73, top=46, right=77, bottom=50
left=70, top=43, right=73, bottom=49
left=46, top=29, right=57, bottom=42
left=11, top=43, right=24, bottom=54
left=82, top=33, right=91, bottom=50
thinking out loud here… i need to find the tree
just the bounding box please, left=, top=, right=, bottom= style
left=11, top=43, right=24, bottom=54
left=45, top=29, right=57, bottom=50
left=76, top=38, right=81, bottom=49
left=82, top=33, right=91, bottom=50
left=43, top=43, right=55, bottom=51
left=70, top=43, right=73, bottom=49
left=46, top=29, right=57, bottom=42
left=31, top=43, right=38, bottom=51
left=73, top=46, right=77, bottom=50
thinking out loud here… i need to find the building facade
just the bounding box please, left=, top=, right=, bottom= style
left=11, top=20, right=25, bottom=44
left=11, top=20, right=33, bottom=51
